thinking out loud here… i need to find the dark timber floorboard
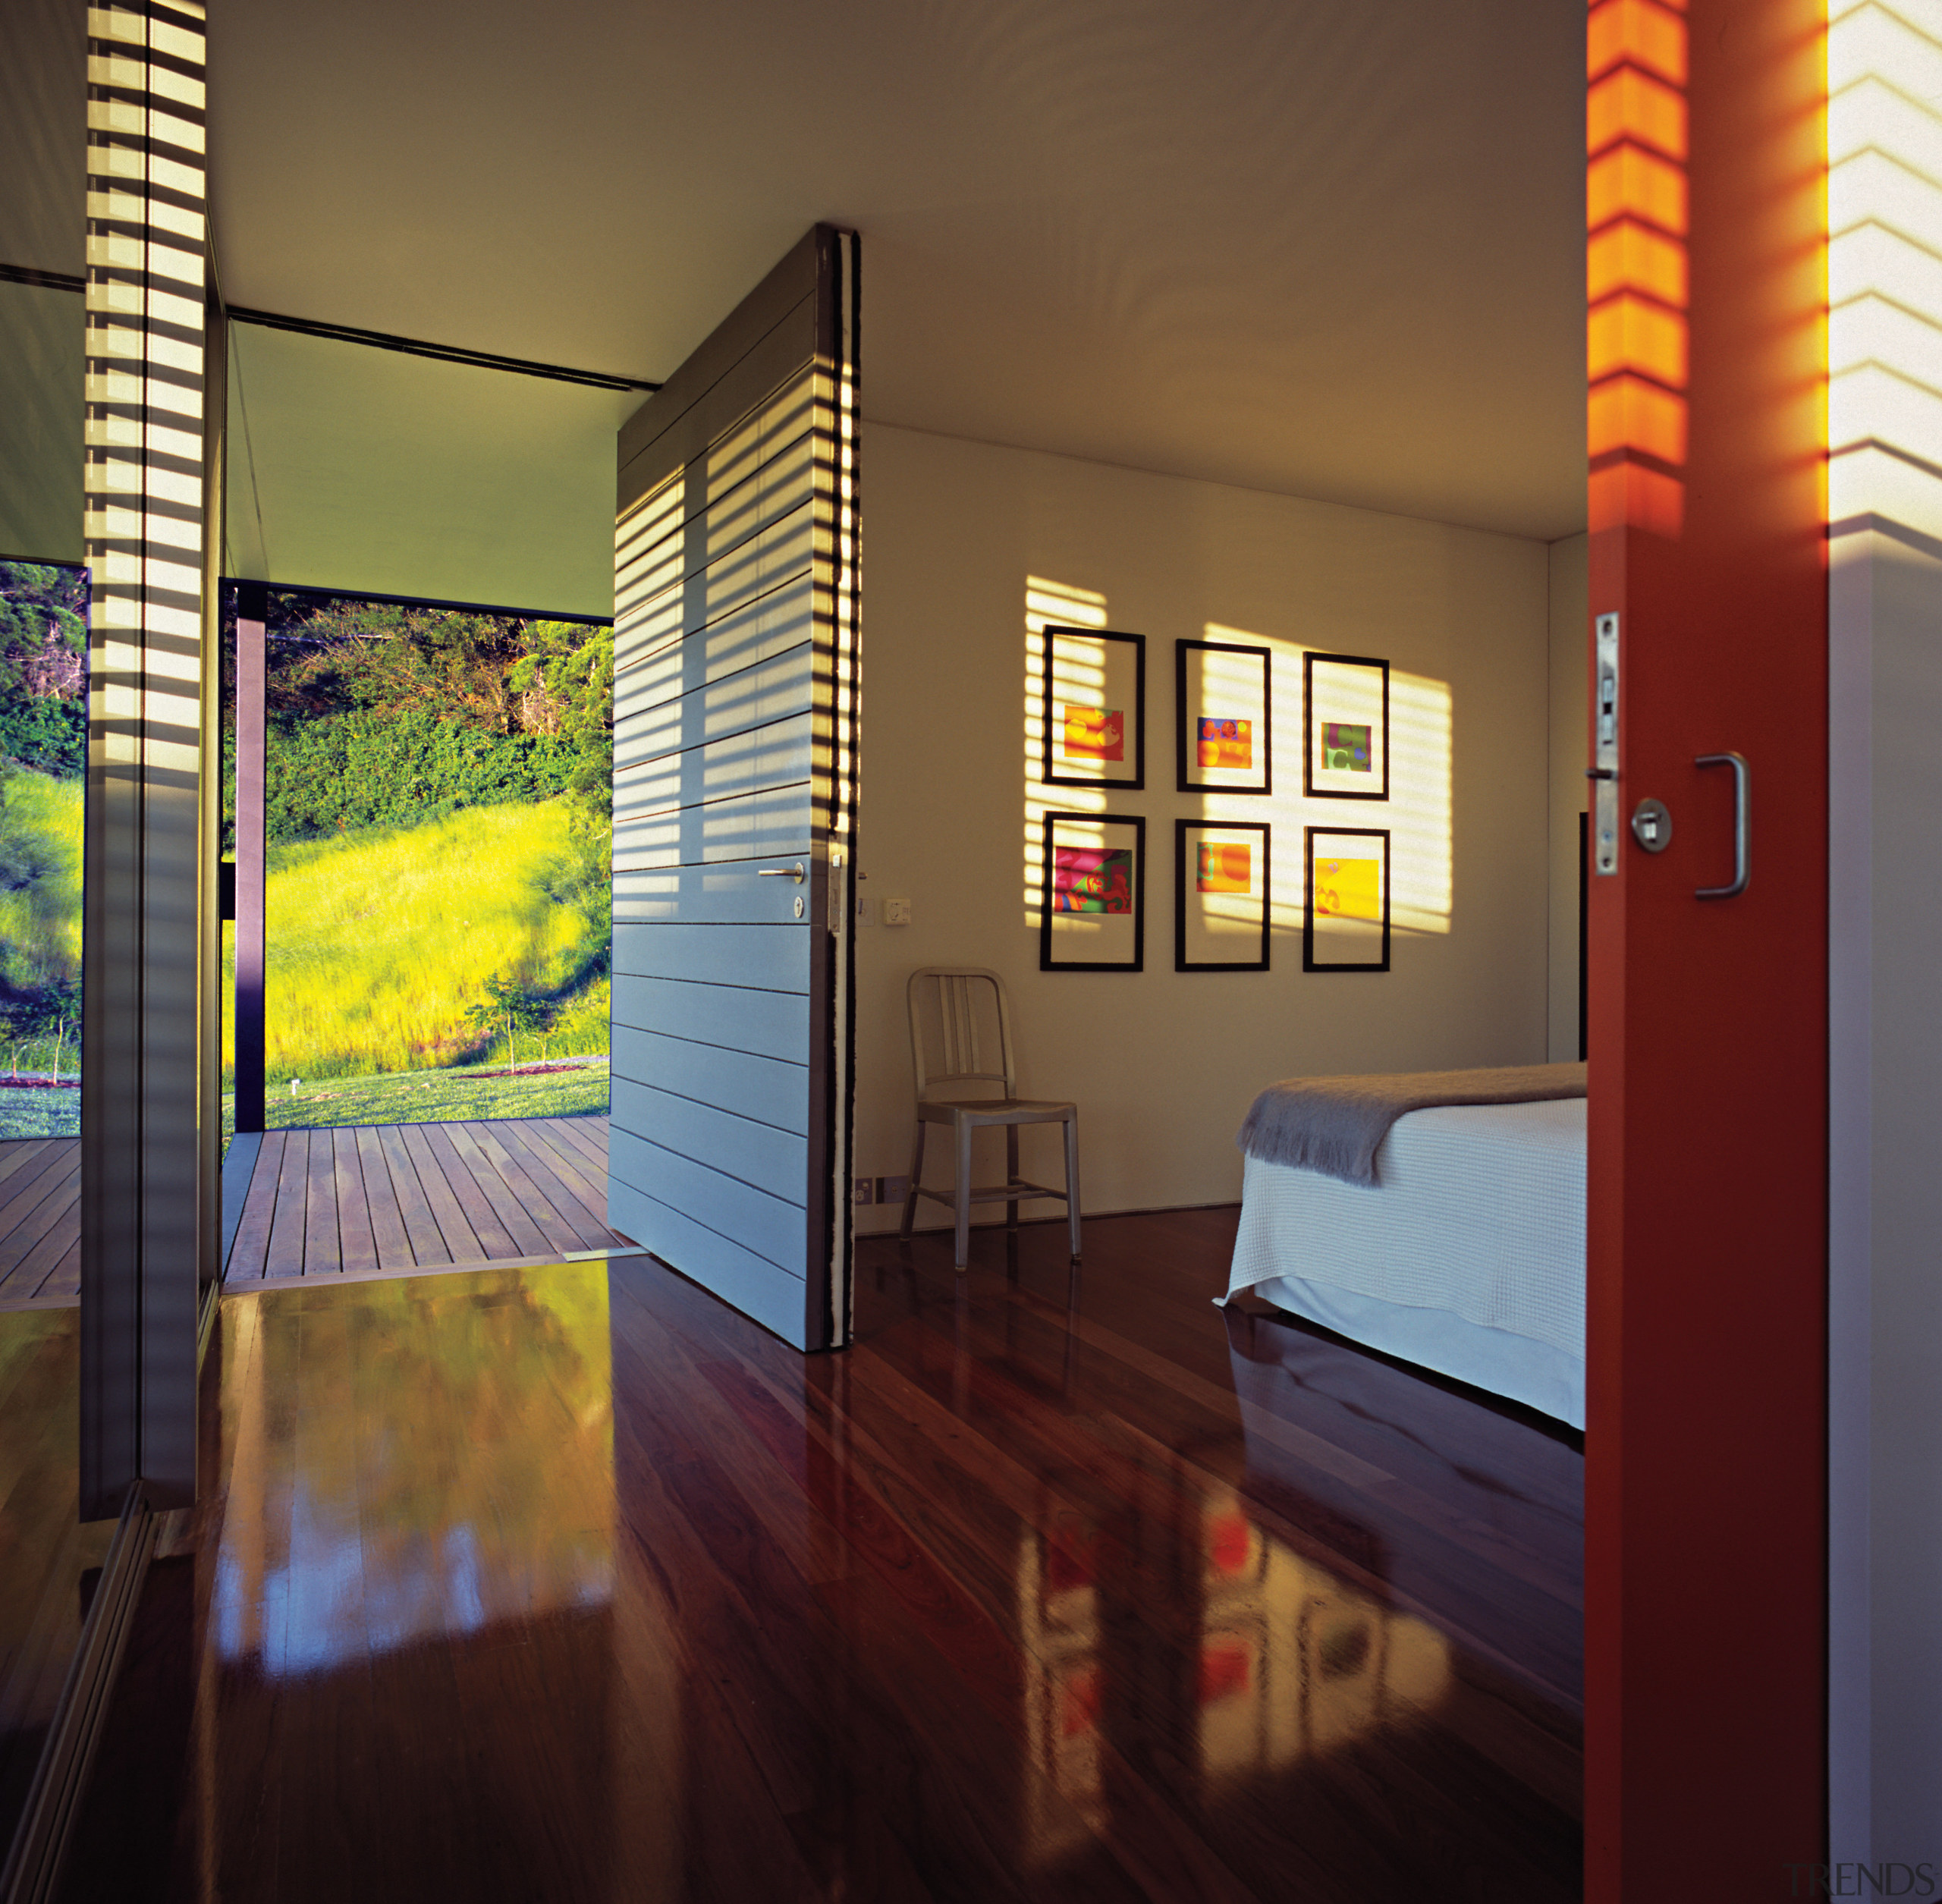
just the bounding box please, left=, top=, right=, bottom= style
left=61, top=1207, right=1582, bottom=1902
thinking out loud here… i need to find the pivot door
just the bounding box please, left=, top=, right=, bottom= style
left=608, top=227, right=859, bottom=1351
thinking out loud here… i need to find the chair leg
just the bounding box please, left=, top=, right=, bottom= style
left=1006, top=1125, right=1020, bottom=1230
left=900, top=1120, right=925, bottom=1240
left=954, top=1117, right=973, bottom=1271
left=1064, top=1114, right=1082, bottom=1260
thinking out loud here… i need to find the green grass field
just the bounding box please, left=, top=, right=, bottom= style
left=221, top=1059, right=609, bottom=1147
left=228, top=799, right=611, bottom=1085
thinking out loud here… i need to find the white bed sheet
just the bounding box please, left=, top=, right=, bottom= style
left=1224, top=1098, right=1586, bottom=1427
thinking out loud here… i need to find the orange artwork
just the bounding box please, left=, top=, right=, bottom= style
left=1196, top=843, right=1252, bottom=894
left=1061, top=706, right=1124, bottom=762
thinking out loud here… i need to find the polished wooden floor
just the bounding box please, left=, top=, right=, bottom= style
left=58, top=1209, right=1583, bottom=1902
left=224, top=1115, right=636, bottom=1283
left=0, top=1140, right=80, bottom=1311
left=0, top=1308, right=112, bottom=1857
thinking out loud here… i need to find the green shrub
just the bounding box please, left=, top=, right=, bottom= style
left=266, top=707, right=580, bottom=842
left=0, top=697, right=84, bottom=779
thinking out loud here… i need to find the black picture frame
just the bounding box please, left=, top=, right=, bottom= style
left=1175, top=820, right=1270, bottom=972
left=1041, top=811, right=1146, bottom=971
left=1303, top=651, right=1390, bottom=801
left=1303, top=825, right=1391, bottom=972
left=1042, top=627, right=1146, bottom=790
left=1176, top=638, right=1271, bottom=795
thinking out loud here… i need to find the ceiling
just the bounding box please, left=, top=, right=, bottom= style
left=206, top=0, right=1587, bottom=542
left=2, top=0, right=1588, bottom=549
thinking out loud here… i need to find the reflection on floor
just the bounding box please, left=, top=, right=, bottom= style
left=0, top=1141, right=80, bottom=1310
left=0, top=1308, right=114, bottom=1856
left=60, top=1208, right=1582, bottom=1902
left=223, top=1115, right=636, bottom=1284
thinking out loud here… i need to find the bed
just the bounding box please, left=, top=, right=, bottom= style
left=1222, top=1073, right=1587, bottom=1428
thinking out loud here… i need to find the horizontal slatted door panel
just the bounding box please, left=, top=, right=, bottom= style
left=611, top=345, right=825, bottom=1349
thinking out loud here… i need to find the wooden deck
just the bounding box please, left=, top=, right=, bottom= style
left=0, top=1117, right=636, bottom=1311
left=224, top=1116, right=636, bottom=1285
left=0, top=1140, right=80, bottom=1311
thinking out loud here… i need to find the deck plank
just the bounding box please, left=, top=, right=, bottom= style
left=488, top=1126, right=612, bottom=1249
left=3, top=1163, right=83, bottom=1300
left=0, top=1156, right=80, bottom=1292
left=423, top=1124, right=539, bottom=1258
left=333, top=1129, right=379, bottom=1274
left=227, top=1133, right=287, bottom=1282
left=0, top=1139, right=52, bottom=1191
left=501, top=1120, right=608, bottom=1221
left=0, top=1144, right=72, bottom=1246
left=216, top=1117, right=621, bottom=1287
left=463, top=1123, right=593, bottom=1256
left=397, top=1124, right=488, bottom=1265
left=355, top=1127, right=418, bottom=1271
left=376, top=1126, right=454, bottom=1266
left=545, top=1117, right=608, bottom=1168
left=263, top=1130, right=311, bottom=1280
left=36, top=1235, right=80, bottom=1304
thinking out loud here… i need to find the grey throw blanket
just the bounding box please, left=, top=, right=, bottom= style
left=1237, top=1062, right=1588, bottom=1187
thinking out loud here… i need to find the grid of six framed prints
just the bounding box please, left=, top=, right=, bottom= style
left=1038, top=630, right=1392, bottom=975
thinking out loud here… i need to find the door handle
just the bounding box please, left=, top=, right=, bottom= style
left=759, top=863, right=806, bottom=884
left=1693, top=752, right=1749, bottom=899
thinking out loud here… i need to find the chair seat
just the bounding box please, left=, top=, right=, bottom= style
left=916, top=1095, right=1076, bottom=1127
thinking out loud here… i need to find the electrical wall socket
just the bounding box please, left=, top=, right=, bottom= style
left=852, top=1177, right=874, bottom=1205
left=883, top=897, right=913, bottom=925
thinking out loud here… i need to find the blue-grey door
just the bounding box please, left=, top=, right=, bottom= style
left=608, top=228, right=859, bottom=1350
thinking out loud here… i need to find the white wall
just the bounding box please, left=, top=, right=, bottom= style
left=1547, top=534, right=1588, bottom=1061
left=1827, top=5, right=1942, bottom=1860
left=851, top=424, right=1554, bottom=1232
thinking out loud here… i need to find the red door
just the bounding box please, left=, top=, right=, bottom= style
left=1583, top=0, right=1827, bottom=1894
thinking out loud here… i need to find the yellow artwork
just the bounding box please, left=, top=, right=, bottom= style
left=1313, top=855, right=1381, bottom=922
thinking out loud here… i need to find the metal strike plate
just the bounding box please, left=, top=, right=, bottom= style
left=1593, top=613, right=1620, bottom=875
left=1630, top=797, right=1672, bottom=853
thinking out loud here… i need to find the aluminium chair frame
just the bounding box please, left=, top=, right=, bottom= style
left=899, top=966, right=1081, bottom=1269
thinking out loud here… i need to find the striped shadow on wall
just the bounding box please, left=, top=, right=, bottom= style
left=608, top=227, right=859, bottom=1352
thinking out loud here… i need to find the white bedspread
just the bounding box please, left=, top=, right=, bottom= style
left=1227, top=1096, right=1586, bottom=1365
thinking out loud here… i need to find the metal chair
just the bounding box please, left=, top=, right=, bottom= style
left=900, top=966, right=1081, bottom=1268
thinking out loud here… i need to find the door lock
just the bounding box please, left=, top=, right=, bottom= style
left=1630, top=798, right=1672, bottom=853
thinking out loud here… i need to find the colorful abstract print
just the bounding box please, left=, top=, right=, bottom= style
left=1053, top=845, right=1133, bottom=913
left=1061, top=706, right=1125, bottom=762
left=1197, top=717, right=1252, bottom=771
left=1196, top=843, right=1252, bottom=893
left=1321, top=722, right=1372, bottom=772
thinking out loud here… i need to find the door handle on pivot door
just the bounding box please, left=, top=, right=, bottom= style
left=1693, top=752, right=1749, bottom=900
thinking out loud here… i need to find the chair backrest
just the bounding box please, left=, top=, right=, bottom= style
left=907, top=967, right=1017, bottom=1101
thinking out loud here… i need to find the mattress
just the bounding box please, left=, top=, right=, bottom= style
left=1225, top=1097, right=1586, bottom=1427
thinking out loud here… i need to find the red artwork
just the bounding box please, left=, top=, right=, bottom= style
left=1052, top=846, right=1132, bottom=913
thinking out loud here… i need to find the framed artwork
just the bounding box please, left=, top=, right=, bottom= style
left=1042, top=627, right=1146, bottom=790
left=1303, top=826, right=1390, bottom=972
left=1176, top=639, right=1271, bottom=795
left=1303, top=652, right=1390, bottom=800
left=1176, top=821, right=1269, bottom=972
left=1042, top=811, right=1145, bottom=971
